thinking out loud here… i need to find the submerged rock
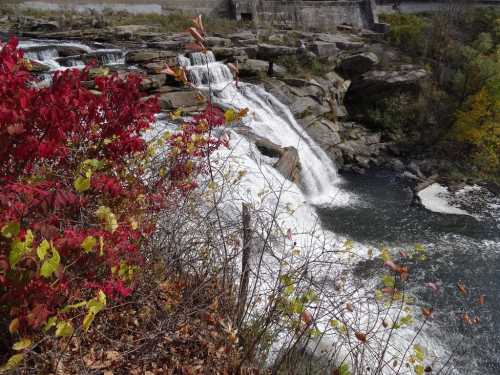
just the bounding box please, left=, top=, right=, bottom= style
left=274, top=147, right=301, bottom=183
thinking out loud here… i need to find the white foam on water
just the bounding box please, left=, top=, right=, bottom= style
left=418, top=183, right=470, bottom=216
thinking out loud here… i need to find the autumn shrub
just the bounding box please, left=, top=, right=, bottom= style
left=0, top=37, right=229, bottom=370
left=380, top=13, right=428, bottom=58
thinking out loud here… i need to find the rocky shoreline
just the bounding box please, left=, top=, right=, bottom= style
left=2, top=9, right=498, bottom=199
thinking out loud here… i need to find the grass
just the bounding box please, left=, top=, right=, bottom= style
left=276, top=54, right=331, bottom=79
left=0, top=5, right=245, bottom=35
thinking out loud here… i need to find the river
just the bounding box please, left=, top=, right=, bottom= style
left=319, top=170, right=500, bottom=374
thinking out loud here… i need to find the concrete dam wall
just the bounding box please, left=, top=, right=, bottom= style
left=12, top=0, right=379, bottom=29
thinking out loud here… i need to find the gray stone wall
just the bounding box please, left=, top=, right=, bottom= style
left=13, top=0, right=378, bottom=29
left=234, top=0, right=378, bottom=30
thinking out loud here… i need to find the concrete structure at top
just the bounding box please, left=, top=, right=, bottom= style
left=14, top=0, right=381, bottom=30
left=232, top=0, right=380, bottom=30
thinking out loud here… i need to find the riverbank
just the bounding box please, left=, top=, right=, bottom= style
left=4, top=5, right=497, bottom=201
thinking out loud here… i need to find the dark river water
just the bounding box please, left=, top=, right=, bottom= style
left=318, top=170, right=500, bottom=375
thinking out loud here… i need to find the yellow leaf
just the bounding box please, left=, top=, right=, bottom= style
left=12, top=338, right=31, bottom=351
left=170, top=107, right=183, bottom=120
left=55, top=321, right=74, bottom=337
left=40, top=247, right=60, bottom=278
left=1, top=222, right=20, bottom=239
left=99, top=236, right=104, bottom=256
left=36, top=239, right=50, bottom=260
left=95, top=206, right=118, bottom=233
left=81, top=236, right=97, bottom=253
left=224, top=109, right=236, bottom=123
left=74, top=176, right=91, bottom=193
left=0, top=353, right=24, bottom=371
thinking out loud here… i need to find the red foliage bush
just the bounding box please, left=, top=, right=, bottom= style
left=0, top=37, right=227, bottom=346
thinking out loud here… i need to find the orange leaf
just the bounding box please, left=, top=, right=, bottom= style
left=421, top=307, right=433, bottom=318
left=463, top=313, right=472, bottom=325
left=188, top=27, right=205, bottom=44
left=301, top=310, right=313, bottom=325
left=478, top=294, right=485, bottom=305
left=355, top=331, right=367, bottom=343
left=457, top=283, right=467, bottom=296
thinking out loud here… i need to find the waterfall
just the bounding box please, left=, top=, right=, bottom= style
left=19, top=42, right=124, bottom=71
left=98, top=50, right=125, bottom=66
left=182, top=51, right=345, bottom=206
left=24, top=47, right=59, bottom=61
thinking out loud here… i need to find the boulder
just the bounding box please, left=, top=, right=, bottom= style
left=56, top=45, right=89, bottom=57
left=304, top=119, right=342, bottom=149
left=147, top=40, right=186, bottom=51
left=274, top=147, right=301, bottom=183
left=205, top=36, right=232, bottom=47
left=31, top=21, right=59, bottom=32
left=238, top=59, right=286, bottom=78
left=125, top=50, right=177, bottom=64
left=339, top=52, right=379, bottom=77
left=159, top=90, right=206, bottom=111
left=257, top=43, right=297, bottom=60
left=228, top=31, right=258, bottom=45
left=365, top=133, right=382, bottom=145
left=212, top=47, right=248, bottom=63
left=29, top=60, right=51, bottom=73
left=347, top=66, right=428, bottom=102
left=308, top=41, right=338, bottom=58
left=140, top=74, right=167, bottom=92
left=314, top=33, right=364, bottom=50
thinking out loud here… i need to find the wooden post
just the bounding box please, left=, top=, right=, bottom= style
left=237, top=203, right=251, bottom=328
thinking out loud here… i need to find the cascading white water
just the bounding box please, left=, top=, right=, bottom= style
left=98, top=49, right=125, bottom=66
left=182, top=51, right=346, bottom=205
left=18, top=41, right=124, bottom=71
left=24, top=47, right=59, bottom=62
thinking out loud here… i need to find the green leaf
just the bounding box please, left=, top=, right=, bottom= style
left=83, top=311, right=96, bottom=332
left=9, top=239, right=27, bottom=268
left=83, top=159, right=104, bottom=170
left=55, top=321, right=74, bottom=337
left=337, top=364, right=351, bottom=375
left=81, top=236, right=97, bottom=253
left=60, top=301, right=87, bottom=313
left=414, top=344, right=425, bottom=362
left=414, top=364, right=425, bottom=375
left=36, top=239, right=50, bottom=260
left=40, top=247, right=60, bottom=278
left=381, top=247, right=392, bottom=261
left=382, top=275, right=395, bottom=288
left=43, top=316, right=57, bottom=332
left=74, top=176, right=91, bottom=193
left=290, top=299, right=304, bottom=314
left=1, top=222, right=20, bottom=239
left=12, top=338, right=32, bottom=351
left=400, top=315, right=414, bottom=326
left=83, top=291, right=106, bottom=332
left=1, top=353, right=24, bottom=371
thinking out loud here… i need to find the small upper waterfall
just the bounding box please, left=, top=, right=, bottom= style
left=18, top=41, right=124, bottom=71
left=181, top=51, right=344, bottom=205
